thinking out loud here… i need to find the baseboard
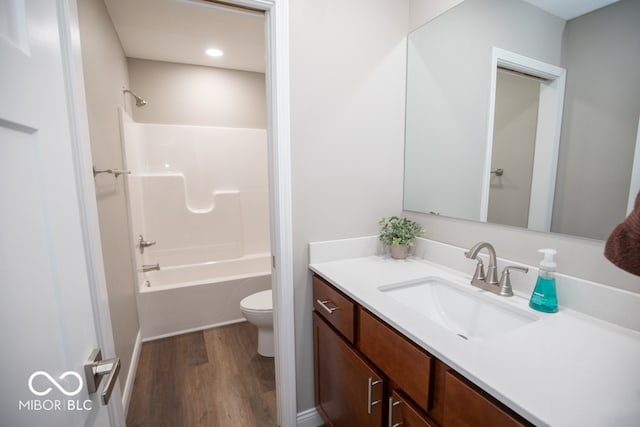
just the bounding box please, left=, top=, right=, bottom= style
left=142, top=318, right=247, bottom=342
left=122, top=329, right=142, bottom=415
left=296, top=407, right=324, bottom=427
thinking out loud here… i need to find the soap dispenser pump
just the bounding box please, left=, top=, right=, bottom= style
left=529, top=249, right=558, bottom=313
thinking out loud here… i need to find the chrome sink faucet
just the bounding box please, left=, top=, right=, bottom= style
left=464, top=242, right=528, bottom=296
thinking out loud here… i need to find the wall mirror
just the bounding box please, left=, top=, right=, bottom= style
left=403, top=0, right=640, bottom=241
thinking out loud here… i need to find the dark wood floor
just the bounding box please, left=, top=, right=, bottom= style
left=126, top=322, right=277, bottom=427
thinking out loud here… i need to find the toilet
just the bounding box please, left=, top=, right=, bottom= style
left=240, top=289, right=274, bottom=357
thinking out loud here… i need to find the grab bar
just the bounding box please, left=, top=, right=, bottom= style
left=93, top=166, right=131, bottom=178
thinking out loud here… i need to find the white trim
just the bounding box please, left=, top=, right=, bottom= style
left=122, top=330, right=143, bottom=416
left=262, top=2, right=298, bottom=426
left=527, top=70, right=565, bottom=232
left=484, top=47, right=566, bottom=232
left=627, top=114, right=640, bottom=215
left=141, top=318, right=247, bottom=342
left=296, top=407, right=324, bottom=427
left=481, top=49, right=500, bottom=222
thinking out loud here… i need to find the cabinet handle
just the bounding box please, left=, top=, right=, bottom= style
left=388, top=396, right=403, bottom=427
left=316, top=299, right=338, bottom=315
left=367, top=377, right=382, bottom=414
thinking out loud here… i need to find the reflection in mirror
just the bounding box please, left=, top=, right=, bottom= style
left=403, top=0, right=640, bottom=240
left=488, top=69, right=542, bottom=229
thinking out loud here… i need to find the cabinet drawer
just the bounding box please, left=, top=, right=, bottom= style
left=443, top=370, right=532, bottom=427
left=313, top=275, right=355, bottom=343
left=358, top=307, right=432, bottom=411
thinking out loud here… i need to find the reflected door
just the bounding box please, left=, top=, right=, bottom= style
left=487, top=69, right=541, bottom=228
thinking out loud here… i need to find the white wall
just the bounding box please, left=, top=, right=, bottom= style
left=127, top=58, right=266, bottom=128
left=409, top=0, right=464, bottom=31
left=290, top=0, right=410, bottom=413
left=77, top=0, right=139, bottom=408
left=125, top=123, right=270, bottom=266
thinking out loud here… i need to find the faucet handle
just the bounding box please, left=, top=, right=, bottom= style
left=498, top=266, right=529, bottom=297
left=471, top=259, right=486, bottom=283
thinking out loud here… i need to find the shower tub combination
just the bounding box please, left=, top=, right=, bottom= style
left=120, top=110, right=272, bottom=339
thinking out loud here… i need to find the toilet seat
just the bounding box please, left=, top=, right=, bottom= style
left=240, top=289, right=272, bottom=312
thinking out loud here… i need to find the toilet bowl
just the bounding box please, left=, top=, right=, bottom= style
left=240, top=289, right=274, bottom=357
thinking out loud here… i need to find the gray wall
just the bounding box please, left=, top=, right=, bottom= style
left=290, top=0, right=410, bottom=412
left=77, top=0, right=139, bottom=408
left=127, top=58, right=266, bottom=128
left=552, top=0, right=640, bottom=240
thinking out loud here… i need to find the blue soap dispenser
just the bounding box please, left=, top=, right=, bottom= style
left=529, top=249, right=558, bottom=313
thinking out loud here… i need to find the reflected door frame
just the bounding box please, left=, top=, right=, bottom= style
left=628, top=114, right=640, bottom=214
left=482, top=47, right=566, bottom=232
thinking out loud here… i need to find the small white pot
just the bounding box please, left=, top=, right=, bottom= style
left=390, top=244, right=409, bottom=260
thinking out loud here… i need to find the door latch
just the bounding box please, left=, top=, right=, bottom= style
left=84, top=348, right=121, bottom=405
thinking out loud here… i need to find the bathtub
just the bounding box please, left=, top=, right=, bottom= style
left=137, top=253, right=272, bottom=340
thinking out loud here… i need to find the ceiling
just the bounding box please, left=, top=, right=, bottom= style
left=522, top=0, right=620, bottom=20
left=103, top=0, right=620, bottom=73
left=103, top=0, right=265, bottom=73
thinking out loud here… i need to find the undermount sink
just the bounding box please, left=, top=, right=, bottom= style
left=380, top=277, right=539, bottom=342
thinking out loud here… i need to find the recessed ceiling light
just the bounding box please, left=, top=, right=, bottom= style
left=205, top=48, right=224, bottom=57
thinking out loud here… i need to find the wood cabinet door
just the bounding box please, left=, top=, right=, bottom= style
left=314, top=312, right=384, bottom=427
left=389, top=390, right=437, bottom=427
left=443, top=370, right=531, bottom=427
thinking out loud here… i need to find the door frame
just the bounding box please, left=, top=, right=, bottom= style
left=628, top=114, right=640, bottom=214
left=482, top=47, right=566, bottom=232
left=65, top=0, right=296, bottom=425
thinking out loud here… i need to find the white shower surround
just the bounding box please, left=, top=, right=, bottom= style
left=120, top=111, right=272, bottom=339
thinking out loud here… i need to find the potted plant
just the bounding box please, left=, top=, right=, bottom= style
left=378, top=216, right=426, bottom=259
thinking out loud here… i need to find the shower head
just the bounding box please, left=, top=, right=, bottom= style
left=122, top=89, right=147, bottom=107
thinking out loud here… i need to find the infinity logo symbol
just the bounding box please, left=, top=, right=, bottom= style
left=28, top=371, right=83, bottom=397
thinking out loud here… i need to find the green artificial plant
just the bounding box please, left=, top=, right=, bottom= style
left=378, top=216, right=426, bottom=247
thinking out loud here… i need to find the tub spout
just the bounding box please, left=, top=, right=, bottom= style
left=141, top=263, right=160, bottom=272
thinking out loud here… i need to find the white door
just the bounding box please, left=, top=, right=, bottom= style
left=0, top=1, right=122, bottom=426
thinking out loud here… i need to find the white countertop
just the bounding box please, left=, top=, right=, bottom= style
left=309, top=254, right=640, bottom=427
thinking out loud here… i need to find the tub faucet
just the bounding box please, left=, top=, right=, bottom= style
left=464, top=242, right=499, bottom=286
left=141, top=263, right=160, bottom=272
left=138, top=235, right=156, bottom=254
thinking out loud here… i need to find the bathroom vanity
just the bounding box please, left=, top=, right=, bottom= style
left=309, top=237, right=640, bottom=427
left=313, top=274, right=530, bottom=426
